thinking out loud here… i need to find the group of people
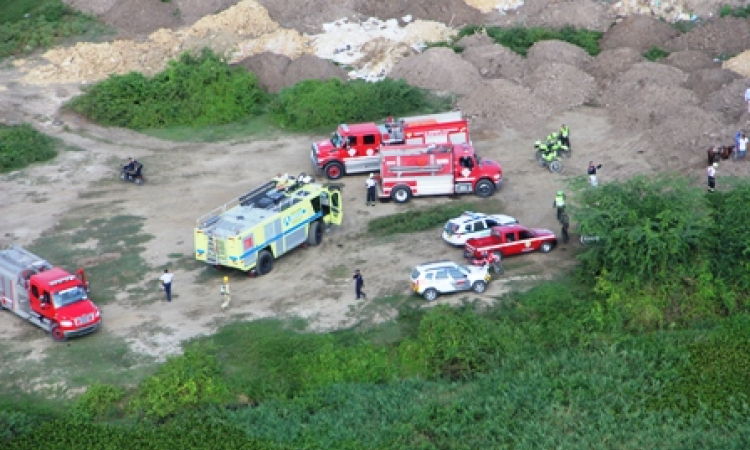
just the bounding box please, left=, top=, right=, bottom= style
left=534, top=124, right=571, bottom=163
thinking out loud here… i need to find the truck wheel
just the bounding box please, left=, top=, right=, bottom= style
left=324, top=162, right=344, bottom=180
left=422, top=288, right=438, bottom=302
left=475, top=180, right=495, bottom=198
left=391, top=186, right=412, bottom=203
left=540, top=242, right=553, bottom=253
left=549, top=161, right=563, bottom=173
left=50, top=325, right=67, bottom=342
left=307, top=221, right=323, bottom=246
left=472, top=280, right=487, bottom=294
left=256, top=250, right=274, bottom=275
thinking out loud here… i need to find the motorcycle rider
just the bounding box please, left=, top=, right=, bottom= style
left=560, top=124, right=570, bottom=150
left=123, top=157, right=136, bottom=175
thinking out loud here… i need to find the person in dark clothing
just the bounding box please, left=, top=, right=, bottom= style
left=561, top=212, right=570, bottom=244
left=366, top=173, right=377, bottom=206
left=353, top=269, right=366, bottom=299
left=588, top=161, right=603, bottom=187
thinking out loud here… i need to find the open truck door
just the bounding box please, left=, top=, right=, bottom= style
left=329, top=189, right=343, bottom=226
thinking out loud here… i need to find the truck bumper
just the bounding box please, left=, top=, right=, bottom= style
left=65, top=320, right=101, bottom=339
left=310, top=148, right=322, bottom=172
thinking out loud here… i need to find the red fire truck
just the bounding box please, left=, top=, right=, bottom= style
left=0, top=245, right=100, bottom=341
left=311, top=111, right=470, bottom=180
left=377, top=142, right=503, bottom=203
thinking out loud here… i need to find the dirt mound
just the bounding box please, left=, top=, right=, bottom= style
left=663, top=50, right=717, bottom=73
left=455, top=31, right=495, bottom=50
left=282, top=55, right=349, bottom=87
left=587, top=47, right=644, bottom=88
left=389, top=47, right=482, bottom=95
left=234, top=53, right=292, bottom=92
left=254, top=0, right=357, bottom=33
left=702, top=78, right=750, bottom=123
left=524, top=63, right=597, bottom=115
left=525, top=40, right=593, bottom=74
left=642, top=107, right=726, bottom=161
left=457, top=78, right=549, bottom=130
left=100, top=0, right=184, bottom=36
left=685, top=68, right=740, bottom=101
left=599, top=15, right=681, bottom=52
left=461, top=44, right=525, bottom=81
left=723, top=49, right=750, bottom=78
left=489, top=0, right=612, bottom=32
left=174, top=0, right=244, bottom=26
left=353, top=0, right=485, bottom=29
left=663, top=17, right=750, bottom=57
left=615, top=61, right=688, bottom=87
left=602, top=81, right=698, bottom=129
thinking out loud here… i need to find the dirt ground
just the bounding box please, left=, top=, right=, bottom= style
left=1, top=0, right=749, bottom=386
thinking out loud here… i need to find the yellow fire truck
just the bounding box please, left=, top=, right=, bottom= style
left=194, top=173, right=343, bottom=275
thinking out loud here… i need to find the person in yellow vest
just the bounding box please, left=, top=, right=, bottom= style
left=553, top=190, right=566, bottom=223
left=560, top=124, right=570, bottom=151
left=220, top=276, right=231, bottom=310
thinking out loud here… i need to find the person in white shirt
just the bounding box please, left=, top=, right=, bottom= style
left=707, top=162, right=717, bottom=193
left=159, top=269, right=173, bottom=302
left=738, top=133, right=748, bottom=159
left=365, top=173, right=377, bottom=206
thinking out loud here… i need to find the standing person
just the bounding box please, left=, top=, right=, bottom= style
left=220, top=276, right=231, bottom=310
left=588, top=161, right=602, bottom=187
left=553, top=190, right=566, bottom=223
left=353, top=269, right=366, bottom=300
left=159, top=269, right=173, bottom=302
left=560, top=124, right=570, bottom=151
left=366, top=173, right=377, bottom=206
left=707, top=162, right=717, bottom=192
left=738, top=133, right=748, bottom=159
left=561, top=212, right=570, bottom=244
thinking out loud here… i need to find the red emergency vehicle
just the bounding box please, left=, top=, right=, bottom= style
left=311, top=111, right=470, bottom=180
left=0, top=245, right=100, bottom=341
left=376, top=142, right=502, bottom=203
left=464, top=224, right=558, bottom=260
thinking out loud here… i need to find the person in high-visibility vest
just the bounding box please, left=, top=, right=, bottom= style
left=560, top=124, right=570, bottom=150
left=553, top=190, right=566, bottom=223
left=220, top=276, right=231, bottom=310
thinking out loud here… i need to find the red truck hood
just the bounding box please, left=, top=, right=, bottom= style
left=55, top=299, right=99, bottom=321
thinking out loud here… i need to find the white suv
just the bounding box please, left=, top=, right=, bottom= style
left=442, top=211, right=518, bottom=246
left=410, top=260, right=491, bottom=301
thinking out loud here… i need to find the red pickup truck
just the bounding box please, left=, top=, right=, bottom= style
left=464, top=224, right=557, bottom=260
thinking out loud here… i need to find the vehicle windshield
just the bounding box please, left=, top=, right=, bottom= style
left=474, top=153, right=483, bottom=166
left=445, top=222, right=459, bottom=233
left=331, top=132, right=344, bottom=147
left=458, top=265, right=472, bottom=274
left=52, top=286, right=88, bottom=308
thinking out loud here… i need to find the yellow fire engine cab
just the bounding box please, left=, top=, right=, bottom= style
left=194, top=173, right=343, bottom=275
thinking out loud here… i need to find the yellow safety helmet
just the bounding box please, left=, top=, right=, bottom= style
left=223, top=276, right=229, bottom=283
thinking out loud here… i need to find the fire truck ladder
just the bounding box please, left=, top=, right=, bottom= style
left=205, top=232, right=226, bottom=265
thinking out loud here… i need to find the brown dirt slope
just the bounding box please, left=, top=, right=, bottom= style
left=664, top=17, right=750, bottom=57
left=488, top=0, right=612, bottom=31
left=100, top=0, right=184, bottom=36
left=461, top=44, right=525, bottom=81
left=587, top=48, right=644, bottom=88
left=524, top=63, right=597, bottom=115
left=173, top=0, right=244, bottom=26
left=525, top=40, right=593, bottom=74
left=663, top=50, right=718, bottom=73
left=685, top=68, right=741, bottom=102
left=389, top=47, right=482, bottom=95
left=234, top=53, right=292, bottom=92
left=282, top=55, right=349, bottom=88
left=599, top=15, right=681, bottom=52
left=457, top=78, right=549, bottom=130
left=702, top=78, right=750, bottom=124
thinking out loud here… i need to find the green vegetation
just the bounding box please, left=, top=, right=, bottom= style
left=442, top=25, right=604, bottom=56
left=0, top=0, right=107, bottom=58
left=0, top=124, right=57, bottom=172
left=642, top=47, right=671, bottom=61
left=719, top=3, right=750, bottom=18
left=367, top=201, right=497, bottom=236
left=68, top=49, right=269, bottom=129
left=269, top=78, right=452, bottom=131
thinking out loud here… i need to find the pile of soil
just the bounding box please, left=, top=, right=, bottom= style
left=461, top=44, right=525, bottom=81
left=489, top=0, right=612, bottom=31
left=454, top=31, right=495, bottom=49
left=100, top=0, right=184, bottom=36
left=457, top=78, right=549, bottom=129
left=282, top=55, right=349, bottom=87
left=685, top=68, right=741, bottom=101
left=599, top=15, right=681, bottom=52
left=663, top=17, right=750, bottom=56
left=587, top=48, right=644, bottom=88
left=523, top=63, right=597, bottom=115
left=723, top=49, right=750, bottom=78
left=663, top=50, right=718, bottom=73
left=173, top=0, right=245, bottom=27
left=352, top=0, right=485, bottom=29
left=702, top=78, right=750, bottom=123
left=234, top=53, right=292, bottom=92
left=524, top=40, right=593, bottom=74
left=389, top=47, right=482, bottom=95
left=614, top=62, right=688, bottom=87
left=254, top=0, right=357, bottom=34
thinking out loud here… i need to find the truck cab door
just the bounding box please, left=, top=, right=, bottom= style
left=456, top=156, right=476, bottom=179
left=329, top=189, right=343, bottom=226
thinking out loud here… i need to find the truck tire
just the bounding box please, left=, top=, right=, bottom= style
left=422, top=288, right=438, bottom=302
left=256, top=250, right=274, bottom=275
left=472, top=280, right=487, bottom=294
left=540, top=242, right=553, bottom=253
left=50, top=325, right=67, bottom=342
left=549, top=160, right=563, bottom=173
left=391, top=186, right=412, bottom=203
left=475, top=180, right=495, bottom=198
left=324, top=162, right=344, bottom=180
left=307, top=221, right=323, bottom=246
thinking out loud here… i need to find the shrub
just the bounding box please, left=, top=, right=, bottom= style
left=451, top=25, right=603, bottom=56
left=367, top=201, right=496, bottom=236
left=642, top=47, right=670, bottom=61
left=0, top=124, right=57, bottom=172
left=269, top=78, right=451, bottom=131
left=68, top=49, right=268, bottom=129
left=75, top=383, right=126, bottom=419
left=719, top=3, right=750, bottom=18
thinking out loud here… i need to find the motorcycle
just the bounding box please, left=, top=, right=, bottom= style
left=467, top=251, right=504, bottom=275
left=120, top=162, right=145, bottom=186
left=535, top=148, right=563, bottom=173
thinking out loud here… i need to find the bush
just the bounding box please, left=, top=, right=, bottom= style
left=450, top=25, right=603, bottom=56
left=269, top=78, right=451, bottom=131
left=367, top=201, right=496, bottom=236
left=719, top=3, right=750, bottom=18
left=642, top=47, right=670, bottom=61
left=75, top=383, right=126, bottom=419
left=0, top=124, right=57, bottom=172
left=68, top=49, right=268, bottom=129
left=0, top=0, right=104, bottom=58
